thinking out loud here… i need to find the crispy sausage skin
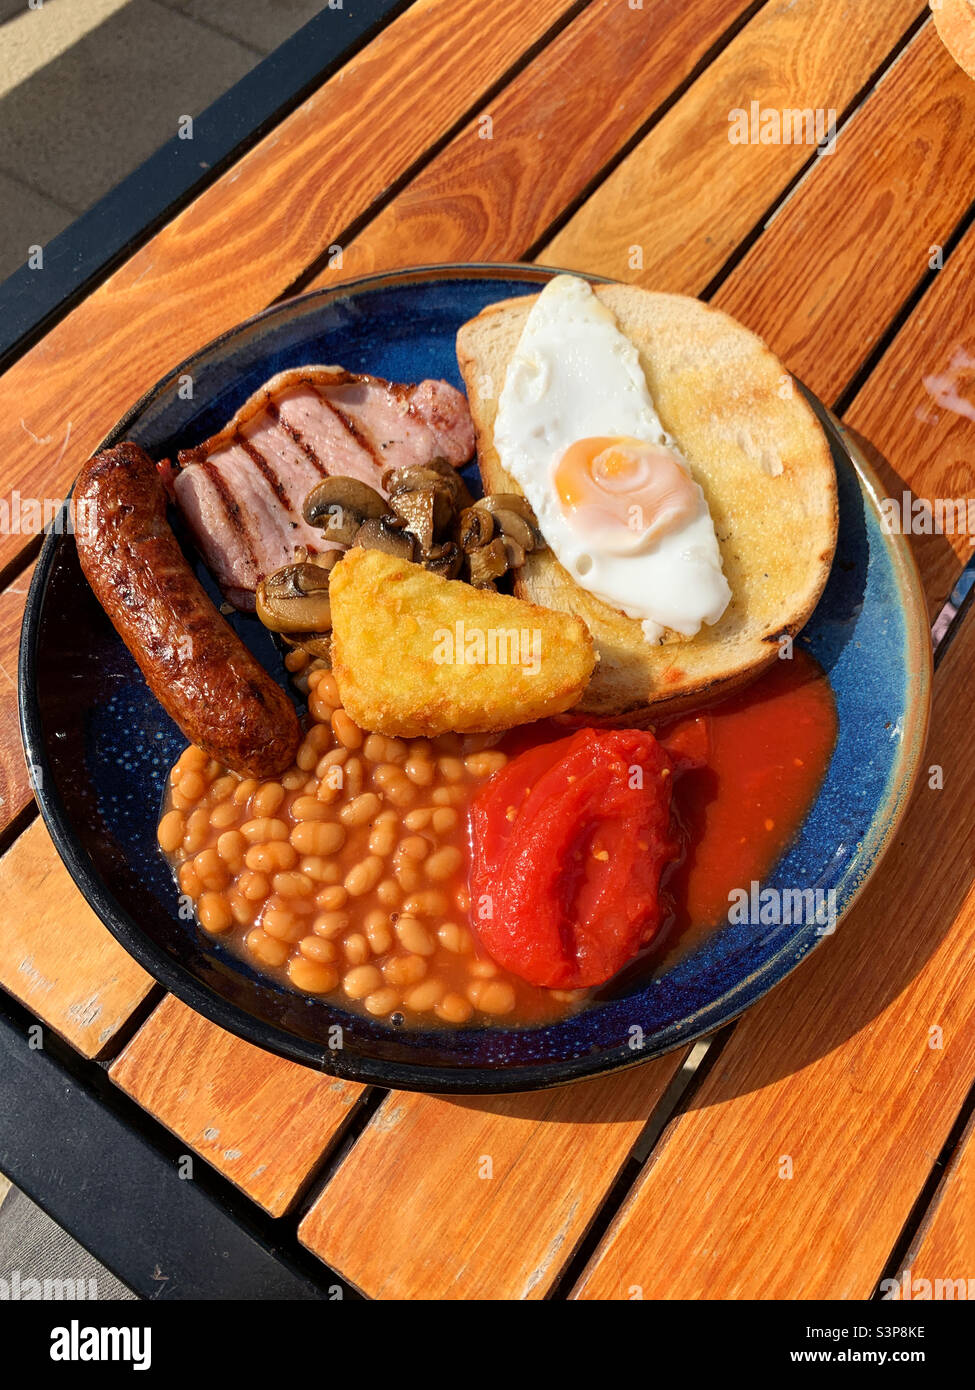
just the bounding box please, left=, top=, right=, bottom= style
left=75, top=442, right=301, bottom=779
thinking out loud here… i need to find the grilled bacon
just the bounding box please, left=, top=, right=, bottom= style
left=172, top=366, right=474, bottom=609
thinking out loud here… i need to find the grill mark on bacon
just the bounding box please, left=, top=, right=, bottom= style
left=236, top=432, right=292, bottom=509
left=268, top=401, right=330, bottom=478
left=201, top=459, right=261, bottom=577
left=307, top=382, right=384, bottom=469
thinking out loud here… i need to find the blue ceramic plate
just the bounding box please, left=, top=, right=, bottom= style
left=19, top=265, right=932, bottom=1094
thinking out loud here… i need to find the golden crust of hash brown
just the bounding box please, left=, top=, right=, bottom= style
left=328, top=547, right=596, bottom=737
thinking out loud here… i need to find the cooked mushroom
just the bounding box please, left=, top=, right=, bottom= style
left=282, top=632, right=332, bottom=660
left=457, top=505, right=494, bottom=553
left=383, top=459, right=472, bottom=509
left=353, top=515, right=417, bottom=560
left=478, top=493, right=547, bottom=550
left=256, top=561, right=333, bottom=633
left=423, top=541, right=463, bottom=580
left=303, top=477, right=390, bottom=544
left=502, top=537, right=527, bottom=570
left=389, top=487, right=439, bottom=552
left=468, top=536, right=509, bottom=586
left=484, top=505, right=536, bottom=554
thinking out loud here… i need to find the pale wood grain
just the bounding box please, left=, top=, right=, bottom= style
left=572, top=617, right=974, bottom=1300
left=0, top=0, right=579, bottom=580
left=714, top=23, right=975, bottom=404
left=544, top=0, right=924, bottom=290
left=303, top=0, right=758, bottom=287
left=298, top=1054, right=685, bottom=1299
left=900, top=1111, right=975, bottom=1293
left=0, top=819, right=153, bottom=1055
left=110, top=995, right=365, bottom=1215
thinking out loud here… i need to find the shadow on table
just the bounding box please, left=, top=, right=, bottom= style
left=448, top=430, right=971, bottom=1124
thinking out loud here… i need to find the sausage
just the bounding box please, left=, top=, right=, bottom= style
left=74, top=441, right=302, bottom=779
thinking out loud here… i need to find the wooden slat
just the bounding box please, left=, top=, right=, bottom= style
left=110, top=996, right=365, bottom=1216
left=0, top=819, right=153, bottom=1056
left=304, top=0, right=759, bottom=286
left=298, top=1055, right=685, bottom=1299
left=0, top=0, right=580, bottom=580
left=572, top=616, right=975, bottom=1300
left=843, top=221, right=975, bottom=621
left=543, top=0, right=923, bottom=290
left=0, top=562, right=33, bottom=833
left=901, top=1111, right=975, bottom=1292
left=714, top=22, right=975, bottom=402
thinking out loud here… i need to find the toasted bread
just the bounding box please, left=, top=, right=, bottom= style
left=456, top=281, right=837, bottom=720
left=329, top=547, right=596, bottom=736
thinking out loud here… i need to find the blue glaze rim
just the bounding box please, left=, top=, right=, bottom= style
left=19, top=264, right=932, bottom=1094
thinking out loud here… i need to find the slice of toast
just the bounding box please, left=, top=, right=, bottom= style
left=456, top=282, right=838, bottom=721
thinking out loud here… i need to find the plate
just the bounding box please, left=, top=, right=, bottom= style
left=19, top=265, right=932, bottom=1094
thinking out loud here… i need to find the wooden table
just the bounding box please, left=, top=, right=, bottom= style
left=1, top=0, right=974, bottom=1301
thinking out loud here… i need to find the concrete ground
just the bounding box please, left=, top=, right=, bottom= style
left=0, top=0, right=327, bottom=282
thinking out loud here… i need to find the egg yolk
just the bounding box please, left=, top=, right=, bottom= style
left=553, top=436, right=699, bottom=552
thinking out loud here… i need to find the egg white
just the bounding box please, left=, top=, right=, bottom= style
left=493, top=274, right=731, bottom=641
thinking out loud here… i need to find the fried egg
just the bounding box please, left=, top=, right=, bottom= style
left=494, top=275, right=731, bottom=642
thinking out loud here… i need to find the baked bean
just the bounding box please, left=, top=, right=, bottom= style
left=362, top=734, right=387, bottom=763
left=316, top=884, right=348, bottom=912
left=425, top=846, right=463, bottom=881
left=343, top=933, right=370, bottom=965
left=282, top=768, right=306, bottom=790
left=339, top=791, right=381, bottom=827
left=288, top=957, right=339, bottom=993
left=245, top=841, right=298, bottom=873
left=343, top=964, right=381, bottom=999
left=437, top=921, right=473, bottom=954
left=368, top=820, right=397, bottom=856
left=404, top=979, right=444, bottom=1011
left=179, top=745, right=209, bottom=774
left=272, top=871, right=314, bottom=898
left=398, top=835, right=430, bottom=862
left=344, top=856, right=383, bottom=897
left=157, top=810, right=185, bottom=854
left=309, top=690, right=336, bottom=723
left=331, top=709, right=363, bottom=749
left=229, top=893, right=259, bottom=927
left=194, top=848, right=229, bottom=892
left=178, top=770, right=206, bottom=803
left=233, top=778, right=259, bottom=805
left=464, top=750, right=508, bottom=777
left=216, top=830, right=246, bottom=871
left=364, top=987, right=401, bottom=1017
left=284, top=647, right=309, bottom=673
left=316, top=671, right=341, bottom=706
left=238, top=870, right=270, bottom=901
left=403, top=808, right=432, bottom=831
left=290, top=796, right=333, bottom=823
left=209, top=801, right=239, bottom=830
left=210, top=774, right=238, bottom=802
left=431, top=785, right=467, bottom=806
left=384, top=776, right=415, bottom=808
left=251, top=782, right=285, bottom=818
left=344, top=756, right=365, bottom=799
left=291, top=820, right=345, bottom=855
left=371, top=763, right=401, bottom=790
left=404, top=754, right=434, bottom=786
left=246, top=929, right=290, bottom=968
left=437, top=756, right=465, bottom=783
left=198, top=891, right=233, bottom=934
left=468, top=958, right=498, bottom=978
left=436, top=992, right=474, bottom=1024
left=431, top=807, right=458, bottom=834
left=297, top=855, right=336, bottom=883
left=382, top=954, right=427, bottom=986
left=313, top=910, right=349, bottom=939
left=376, top=878, right=401, bottom=908
left=178, top=863, right=201, bottom=897
left=469, top=979, right=515, bottom=1015
left=403, top=890, right=449, bottom=918
left=394, top=861, right=422, bottom=893
left=364, top=910, right=393, bottom=955
left=299, top=936, right=337, bottom=963
left=262, top=905, right=305, bottom=943
left=241, top=816, right=289, bottom=842
left=183, top=807, right=211, bottom=854
left=395, top=916, right=434, bottom=956
left=456, top=886, right=471, bottom=914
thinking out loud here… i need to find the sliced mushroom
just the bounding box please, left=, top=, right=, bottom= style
left=423, top=541, right=463, bottom=580
left=485, top=505, right=536, bottom=554
left=282, top=632, right=332, bottom=660
left=389, top=487, right=439, bottom=552
left=303, top=477, right=390, bottom=544
left=457, top=505, right=494, bottom=553
left=353, top=515, right=417, bottom=560
left=256, top=562, right=333, bottom=633
left=468, top=536, right=509, bottom=586
left=478, top=493, right=547, bottom=550
left=502, top=537, right=527, bottom=570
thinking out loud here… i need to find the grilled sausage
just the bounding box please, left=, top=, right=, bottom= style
left=75, top=441, right=302, bottom=778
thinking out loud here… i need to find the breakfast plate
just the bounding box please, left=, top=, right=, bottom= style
left=19, top=265, right=931, bottom=1094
